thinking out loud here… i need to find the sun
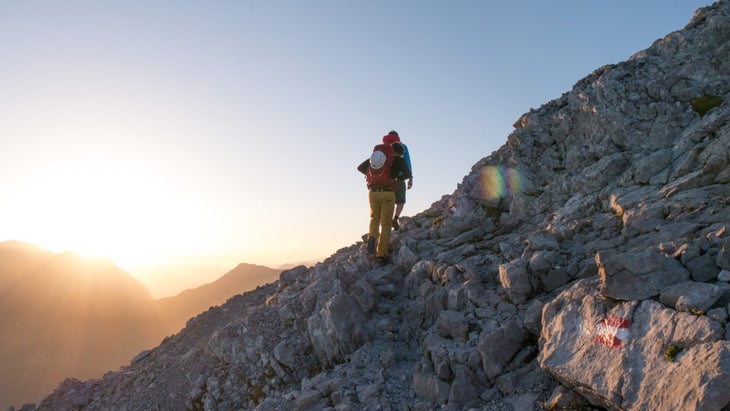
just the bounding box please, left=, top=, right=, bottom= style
left=9, top=160, right=209, bottom=268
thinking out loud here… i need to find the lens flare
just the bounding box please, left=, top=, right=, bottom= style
left=478, top=165, right=522, bottom=201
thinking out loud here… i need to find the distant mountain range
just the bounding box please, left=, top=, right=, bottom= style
left=155, top=262, right=282, bottom=333
left=276, top=258, right=322, bottom=270
left=0, top=241, right=281, bottom=408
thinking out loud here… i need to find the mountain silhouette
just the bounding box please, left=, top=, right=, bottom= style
left=0, top=242, right=283, bottom=408
left=0, top=241, right=166, bottom=407
left=154, top=263, right=281, bottom=333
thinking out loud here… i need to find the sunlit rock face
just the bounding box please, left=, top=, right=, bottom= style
left=540, top=279, right=730, bottom=411
left=32, top=1, right=730, bottom=410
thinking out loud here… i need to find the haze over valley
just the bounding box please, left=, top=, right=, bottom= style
left=0, top=241, right=282, bottom=407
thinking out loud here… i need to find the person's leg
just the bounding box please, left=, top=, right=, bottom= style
left=367, top=190, right=382, bottom=253
left=393, top=180, right=406, bottom=230
left=394, top=203, right=404, bottom=218
left=392, top=204, right=402, bottom=230
left=368, top=190, right=381, bottom=240
left=376, top=191, right=395, bottom=258
left=395, top=180, right=406, bottom=217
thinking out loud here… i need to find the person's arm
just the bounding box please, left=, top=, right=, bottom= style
left=357, top=159, right=370, bottom=174
left=403, top=146, right=412, bottom=172
left=403, top=145, right=413, bottom=189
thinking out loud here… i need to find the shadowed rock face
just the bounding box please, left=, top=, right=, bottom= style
left=31, top=1, right=730, bottom=410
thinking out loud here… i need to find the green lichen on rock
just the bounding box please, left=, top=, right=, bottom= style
left=691, top=95, right=724, bottom=116
left=665, top=344, right=683, bottom=362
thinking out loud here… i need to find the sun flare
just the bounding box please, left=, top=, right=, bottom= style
left=9, top=160, right=209, bottom=268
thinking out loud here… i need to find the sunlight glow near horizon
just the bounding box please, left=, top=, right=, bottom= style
left=5, top=159, right=213, bottom=267
left=0, top=1, right=716, bottom=296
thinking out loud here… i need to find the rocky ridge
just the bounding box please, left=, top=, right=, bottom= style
left=30, top=1, right=730, bottom=410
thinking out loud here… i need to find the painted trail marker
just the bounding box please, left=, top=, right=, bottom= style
left=594, top=316, right=631, bottom=348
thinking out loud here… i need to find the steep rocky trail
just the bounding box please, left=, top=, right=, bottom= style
left=31, top=1, right=730, bottom=410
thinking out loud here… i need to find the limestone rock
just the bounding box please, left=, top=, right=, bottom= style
left=659, top=281, right=722, bottom=314
left=499, top=259, right=535, bottom=305
left=307, top=292, right=368, bottom=365
left=597, top=250, right=690, bottom=300
left=687, top=253, right=721, bottom=282
left=477, top=319, right=529, bottom=381
left=541, top=279, right=729, bottom=411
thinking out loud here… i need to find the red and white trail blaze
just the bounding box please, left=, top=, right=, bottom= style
left=593, top=316, right=631, bottom=348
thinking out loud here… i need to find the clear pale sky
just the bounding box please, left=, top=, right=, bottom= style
left=0, top=1, right=714, bottom=296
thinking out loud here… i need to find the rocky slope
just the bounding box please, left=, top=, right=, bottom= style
left=31, top=1, right=730, bottom=410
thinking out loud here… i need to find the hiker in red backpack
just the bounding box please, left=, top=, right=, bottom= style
left=382, top=130, right=413, bottom=230
left=357, top=140, right=412, bottom=265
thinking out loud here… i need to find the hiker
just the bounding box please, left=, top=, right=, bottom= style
left=382, top=130, right=413, bottom=230
left=391, top=142, right=410, bottom=230
left=357, top=139, right=412, bottom=265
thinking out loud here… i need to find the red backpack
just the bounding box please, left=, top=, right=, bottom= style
left=366, top=144, right=397, bottom=191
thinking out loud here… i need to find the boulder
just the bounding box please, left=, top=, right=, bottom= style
left=307, top=293, right=368, bottom=365
left=597, top=250, right=690, bottom=300
left=412, top=360, right=449, bottom=405
left=476, top=319, right=529, bottom=381
left=540, top=279, right=730, bottom=410
left=687, top=253, right=721, bottom=282
left=528, top=250, right=570, bottom=292
left=499, top=259, right=535, bottom=305
left=659, top=281, right=722, bottom=314
left=522, top=299, right=545, bottom=337
left=447, top=366, right=482, bottom=407
left=717, top=237, right=730, bottom=270
left=436, top=310, right=469, bottom=340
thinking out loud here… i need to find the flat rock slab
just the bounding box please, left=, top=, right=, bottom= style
left=540, top=279, right=730, bottom=411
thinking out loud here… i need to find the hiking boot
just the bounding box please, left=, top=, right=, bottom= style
left=367, top=237, right=376, bottom=254
left=392, top=216, right=399, bottom=230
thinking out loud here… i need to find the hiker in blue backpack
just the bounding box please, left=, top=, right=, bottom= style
left=358, top=140, right=412, bottom=265
left=382, top=130, right=412, bottom=230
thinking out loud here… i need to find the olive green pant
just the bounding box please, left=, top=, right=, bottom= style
left=368, top=190, right=395, bottom=258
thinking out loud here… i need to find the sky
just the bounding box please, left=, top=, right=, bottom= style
left=0, top=0, right=715, bottom=297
